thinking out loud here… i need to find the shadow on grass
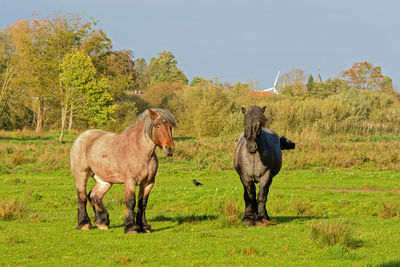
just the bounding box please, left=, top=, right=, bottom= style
left=107, top=224, right=175, bottom=232
left=152, top=214, right=218, bottom=224
left=173, top=136, right=195, bottom=141
left=375, top=260, right=400, bottom=267
left=0, top=136, right=53, bottom=142
left=108, top=224, right=124, bottom=229
left=272, top=215, right=322, bottom=223
left=108, top=214, right=218, bottom=232
left=152, top=226, right=175, bottom=232
left=176, top=214, right=218, bottom=224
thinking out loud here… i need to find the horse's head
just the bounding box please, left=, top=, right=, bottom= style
left=148, top=109, right=175, bottom=157
left=241, top=106, right=267, bottom=153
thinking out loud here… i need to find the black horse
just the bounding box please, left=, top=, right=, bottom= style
left=234, top=106, right=294, bottom=226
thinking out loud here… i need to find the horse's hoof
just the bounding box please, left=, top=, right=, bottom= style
left=125, top=230, right=139, bottom=234
left=143, top=224, right=151, bottom=231
left=97, top=224, right=109, bottom=230
left=124, top=225, right=140, bottom=234
left=242, top=218, right=255, bottom=227
left=78, top=223, right=92, bottom=230
left=256, top=218, right=276, bottom=227
left=143, top=229, right=151, bottom=234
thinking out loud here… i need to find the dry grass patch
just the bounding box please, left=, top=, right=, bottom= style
left=227, top=247, right=265, bottom=256
left=310, top=219, right=360, bottom=248
left=3, top=177, right=26, bottom=185
left=218, top=198, right=242, bottom=225
left=378, top=201, right=400, bottom=219
left=0, top=199, right=28, bottom=221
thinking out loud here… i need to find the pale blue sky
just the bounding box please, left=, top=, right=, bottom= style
left=1, top=0, right=399, bottom=89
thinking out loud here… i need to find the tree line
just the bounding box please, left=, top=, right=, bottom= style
left=1, top=14, right=399, bottom=140
left=0, top=14, right=188, bottom=141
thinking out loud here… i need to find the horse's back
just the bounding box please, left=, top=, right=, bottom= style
left=260, top=129, right=282, bottom=176
left=262, top=128, right=280, bottom=143
left=234, top=128, right=282, bottom=178
left=70, top=129, right=116, bottom=171
left=236, top=128, right=279, bottom=143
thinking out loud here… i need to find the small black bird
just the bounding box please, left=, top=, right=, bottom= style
left=192, top=179, right=203, bottom=186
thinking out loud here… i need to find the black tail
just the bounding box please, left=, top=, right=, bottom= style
left=280, top=136, right=295, bottom=150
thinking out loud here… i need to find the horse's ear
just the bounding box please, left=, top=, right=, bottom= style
left=261, top=106, right=266, bottom=113
left=148, top=109, right=158, bottom=121
left=241, top=107, right=246, bottom=114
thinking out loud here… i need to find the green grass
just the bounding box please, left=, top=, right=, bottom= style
left=1, top=132, right=400, bottom=266
left=1, top=167, right=400, bottom=266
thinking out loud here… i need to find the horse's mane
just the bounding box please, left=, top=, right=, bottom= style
left=246, top=106, right=268, bottom=126
left=125, top=108, right=176, bottom=138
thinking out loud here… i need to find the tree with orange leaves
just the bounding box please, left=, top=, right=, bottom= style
left=342, top=61, right=385, bottom=91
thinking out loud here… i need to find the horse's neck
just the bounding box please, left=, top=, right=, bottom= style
left=121, top=121, right=156, bottom=159
left=139, top=133, right=157, bottom=158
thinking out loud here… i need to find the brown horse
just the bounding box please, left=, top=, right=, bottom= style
left=70, top=108, right=176, bottom=234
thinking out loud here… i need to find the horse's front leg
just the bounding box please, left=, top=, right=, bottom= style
left=124, top=178, right=139, bottom=234
left=240, top=175, right=257, bottom=226
left=137, top=182, right=154, bottom=233
left=256, top=170, right=274, bottom=226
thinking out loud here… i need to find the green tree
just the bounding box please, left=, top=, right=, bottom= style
left=381, top=76, right=396, bottom=94
left=0, top=29, right=18, bottom=121
left=8, top=19, right=53, bottom=133
left=103, top=49, right=137, bottom=95
left=148, top=51, right=188, bottom=87
left=133, top=57, right=150, bottom=91
left=8, top=14, right=113, bottom=133
left=79, top=77, right=114, bottom=127
left=60, top=49, right=114, bottom=140
left=306, top=74, right=314, bottom=95
left=190, top=76, right=204, bottom=87
left=59, top=49, right=95, bottom=141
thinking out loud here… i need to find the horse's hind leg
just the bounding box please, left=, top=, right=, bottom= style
left=74, top=171, right=92, bottom=230
left=88, top=175, right=112, bottom=230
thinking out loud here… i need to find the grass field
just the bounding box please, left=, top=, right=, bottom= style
left=1, top=131, right=400, bottom=266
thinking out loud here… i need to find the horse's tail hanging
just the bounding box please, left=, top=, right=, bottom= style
left=280, top=136, right=295, bottom=150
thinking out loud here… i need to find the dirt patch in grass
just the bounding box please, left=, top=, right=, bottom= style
left=274, top=186, right=400, bottom=193
left=306, top=187, right=400, bottom=193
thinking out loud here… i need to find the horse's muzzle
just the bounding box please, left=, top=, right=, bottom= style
left=246, top=142, right=258, bottom=153
left=163, top=145, right=175, bottom=157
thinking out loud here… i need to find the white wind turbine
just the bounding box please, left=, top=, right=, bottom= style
left=263, top=71, right=280, bottom=94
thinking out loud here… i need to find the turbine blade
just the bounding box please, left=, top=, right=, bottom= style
left=273, top=71, right=280, bottom=88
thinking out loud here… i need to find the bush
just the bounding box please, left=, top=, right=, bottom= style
left=165, top=81, right=400, bottom=138
left=166, top=79, right=245, bottom=137
left=143, top=81, right=185, bottom=107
